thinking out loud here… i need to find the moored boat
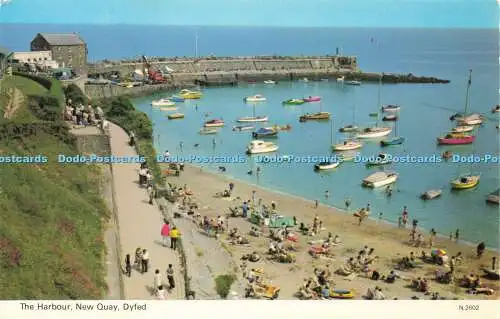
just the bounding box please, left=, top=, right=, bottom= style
left=382, top=114, right=398, bottom=121
left=339, top=124, right=359, bottom=133
left=167, top=113, right=185, bottom=120
left=441, top=150, right=453, bottom=159
left=381, top=136, right=405, bottom=146
left=362, top=171, right=398, bottom=188
left=366, top=153, right=392, bottom=166
left=457, top=113, right=483, bottom=125
left=356, top=127, right=392, bottom=139
left=437, top=133, right=475, bottom=145
left=336, top=76, right=345, bottom=82
left=303, top=96, right=321, bottom=102
left=332, top=140, right=363, bottom=151
left=421, top=189, right=442, bottom=200
left=204, top=119, right=225, bottom=127
left=486, top=189, right=499, bottom=204
left=451, top=175, right=480, bottom=189
left=246, top=140, right=278, bottom=154
left=314, top=161, right=340, bottom=171
left=451, top=125, right=474, bottom=133
left=264, top=80, right=276, bottom=84
left=345, top=80, right=361, bottom=85
left=236, top=115, right=268, bottom=123
left=274, top=124, right=292, bottom=131
left=492, top=105, right=500, bottom=113
left=299, top=112, right=331, bottom=122
left=282, top=98, right=305, bottom=105
left=232, top=125, right=255, bottom=132
left=179, top=89, right=202, bottom=99
left=199, top=127, right=218, bottom=135
left=159, top=106, right=178, bottom=111
left=252, top=127, right=278, bottom=138
left=152, top=98, right=175, bottom=107
left=381, top=104, right=401, bottom=112
left=244, top=94, right=267, bottom=103
left=169, top=95, right=185, bottom=102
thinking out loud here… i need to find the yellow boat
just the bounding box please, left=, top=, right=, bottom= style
left=160, top=107, right=178, bottom=111
left=167, top=113, right=185, bottom=120
left=179, top=89, right=202, bottom=99
left=451, top=175, right=480, bottom=189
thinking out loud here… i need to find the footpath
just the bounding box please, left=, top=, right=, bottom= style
left=107, top=122, right=184, bottom=299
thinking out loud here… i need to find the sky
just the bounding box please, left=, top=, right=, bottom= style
left=0, top=0, right=497, bottom=28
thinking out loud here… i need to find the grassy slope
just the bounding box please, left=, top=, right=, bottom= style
left=0, top=75, right=46, bottom=122
left=0, top=75, right=109, bottom=299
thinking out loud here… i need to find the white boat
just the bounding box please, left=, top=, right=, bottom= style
left=457, top=113, right=483, bottom=125
left=244, top=94, right=267, bottom=103
left=451, top=125, right=474, bottom=133
left=314, top=161, right=340, bottom=170
left=232, top=125, right=255, bottom=132
left=381, top=104, right=401, bottom=112
left=336, top=76, right=345, bottom=82
left=246, top=140, right=278, bottom=154
left=332, top=140, right=363, bottom=151
left=264, top=80, right=276, bottom=84
left=152, top=98, right=175, bottom=107
left=236, top=116, right=268, bottom=123
left=299, top=77, right=309, bottom=82
left=356, top=127, right=392, bottom=139
left=362, top=171, right=398, bottom=188
left=199, top=127, right=218, bottom=135
left=421, top=189, right=442, bottom=200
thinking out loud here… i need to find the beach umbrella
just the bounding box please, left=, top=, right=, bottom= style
left=431, top=249, right=447, bottom=257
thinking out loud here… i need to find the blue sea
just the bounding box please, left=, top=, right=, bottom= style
left=1, top=25, right=499, bottom=248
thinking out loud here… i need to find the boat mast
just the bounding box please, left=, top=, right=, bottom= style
left=195, top=33, right=199, bottom=58
left=464, top=69, right=472, bottom=116
left=376, top=74, right=382, bottom=127
left=330, top=118, right=334, bottom=145
left=253, top=103, right=256, bottom=117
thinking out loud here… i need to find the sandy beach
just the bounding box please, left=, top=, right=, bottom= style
left=162, top=163, right=499, bottom=300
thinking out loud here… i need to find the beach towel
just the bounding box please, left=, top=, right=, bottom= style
left=161, top=224, right=170, bottom=237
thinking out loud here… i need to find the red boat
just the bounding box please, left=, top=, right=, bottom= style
left=437, top=133, right=475, bottom=145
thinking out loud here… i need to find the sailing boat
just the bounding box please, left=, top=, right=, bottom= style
left=456, top=69, right=483, bottom=126
left=356, top=75, right=392, bottom=139
left=438, top=70, right=477, bottom=145
left=339, top=103, right=359, bottom=132
left=450, top=139, right=480, bottom=190
left=237, top=104, right=269, bottom=123
left=381, top=116, right=405, bottom=146
left=332, top=118, right=362, bottom=151
left=299, top=101, right=330, bottom=122
left=315, top=120, right=341, bottom=170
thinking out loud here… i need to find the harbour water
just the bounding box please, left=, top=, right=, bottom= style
left=3, top=25, right=498, bottom=246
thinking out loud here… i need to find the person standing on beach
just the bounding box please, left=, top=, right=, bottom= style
left=252, top=190, right=257, bottom=205
left=170, top=226, right=180, bottom=250
left=229, top=182, right=234, bottom=195
left=242, top=201, right=249, bottom=218
left=454, top=229, right=460, bottom=243
left=161, top=220, right=170, bottom=247
left=147, top=184, right=154, bottom=205
left=324, top=190, right=330, bottom=200
left=429, top=228, right=437, bottom=248
left=141, top=249, right=150, bottom=274
left=411, top=219, right=418, bottom=231
left=402, top=210, right=408, bottom=228
left=154, top=269, right=162, bottom=293
left=125, top=254, right=132, bottom=277
left=398, top=217, right=402, bottom=228
left=476, top=242, right=485, bottom=258
left=345, top=198, right=351, bottom=210
left=315, top=200, right=319, bottom=209
left=166, top=264, right=175, bottom=289
left=378, top=212, right=383, bottom=221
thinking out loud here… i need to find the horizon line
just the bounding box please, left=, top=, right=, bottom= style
left=0, top=23, right=497, bottom=30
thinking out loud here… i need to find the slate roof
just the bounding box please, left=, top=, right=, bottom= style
left=37, top=33, right=85, bottom=46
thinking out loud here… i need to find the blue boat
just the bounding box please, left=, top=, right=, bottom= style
left=252, top=127, right=278, bottom=138
left=381, top=136, right=406, bottom=146
left=169, top=95, right=185, bottom=102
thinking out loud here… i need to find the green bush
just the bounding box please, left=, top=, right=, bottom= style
left=27, top=95, right=62, bottom=122
left=11, top=72, right=53, bottom=90
left=214, top=274, right=236, bottom=299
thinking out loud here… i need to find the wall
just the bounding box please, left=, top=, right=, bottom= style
left=73, top=133, right=111, bottom=156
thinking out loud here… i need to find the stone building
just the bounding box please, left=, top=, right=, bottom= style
left=30, top=33, right=87, bottom=75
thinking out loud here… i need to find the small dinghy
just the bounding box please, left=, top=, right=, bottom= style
left=381, top=104, right=401, bottom=112
left=314, top=161, right=340, bottom=171
left=167, top=113, right=185, bottom=120
left=382, top=114, right=398, bottom=121
left=199, top=127, right=218, bottom=135
left=421, top=189, right=442, bottom=200
left=366, top=153, right=392, bottom=166
left=339, top=124, right=359, bottom=133
left=232, top=125, right=255, bottom=132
